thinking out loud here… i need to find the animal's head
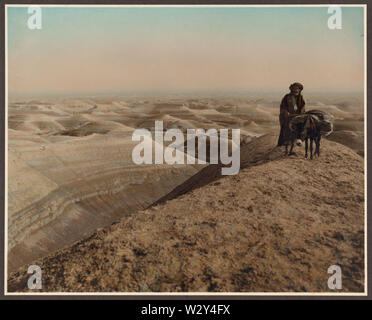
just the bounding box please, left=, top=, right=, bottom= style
left=289, top=121, right=305, bottom=146
left=289, top=115, right=315, bottom=145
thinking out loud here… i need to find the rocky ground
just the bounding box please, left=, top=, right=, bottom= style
left=8, top=134, right=365, bottom=292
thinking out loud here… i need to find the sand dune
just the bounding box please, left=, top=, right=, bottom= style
left=8, top=100, right=210, bottom=271
left=7, top=92, right=364, bottom=288
left=326, top=130, right=364, bottom=157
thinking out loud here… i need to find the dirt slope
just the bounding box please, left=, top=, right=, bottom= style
left=8, top=134, right=365, bottom=292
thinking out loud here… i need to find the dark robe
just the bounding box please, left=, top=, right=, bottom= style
left=277, top=93, right=306, bottom=146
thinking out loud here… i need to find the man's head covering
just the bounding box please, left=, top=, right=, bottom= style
left=289, top=82, right=304, bottom=91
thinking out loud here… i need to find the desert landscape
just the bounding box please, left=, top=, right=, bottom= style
left=7, top=90, right=365, bottom=292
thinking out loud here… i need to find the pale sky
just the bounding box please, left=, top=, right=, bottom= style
left=7, top=6, right=365, bottom=96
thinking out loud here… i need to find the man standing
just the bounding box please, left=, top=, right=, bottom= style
left=277, top=82, right=306, bottom=147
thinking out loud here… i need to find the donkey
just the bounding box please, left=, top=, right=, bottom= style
left=287, top=110, right=333, bottom=159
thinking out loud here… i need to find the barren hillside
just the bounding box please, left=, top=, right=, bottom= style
left=8, top=134, right=365, bottom=292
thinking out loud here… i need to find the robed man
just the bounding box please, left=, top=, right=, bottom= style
left=277, top=82, right=306, bottom=147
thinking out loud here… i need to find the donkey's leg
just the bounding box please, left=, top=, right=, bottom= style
left=316, top=135, right=321, bottom=156
left=310, top=137, right=313, bottom=160
left=305, top=137, right=308, bottom=158
left=285, top=143, right=288, bottom=155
